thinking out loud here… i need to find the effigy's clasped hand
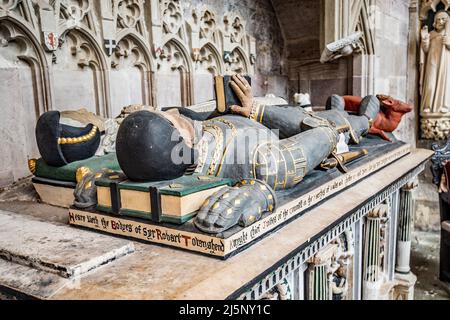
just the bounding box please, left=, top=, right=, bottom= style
left=194, top=179, right=277, bottom=234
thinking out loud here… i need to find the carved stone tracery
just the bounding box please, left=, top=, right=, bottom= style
left=161, top=0, right=183, bottom=36
left=0, top=0, right=20, bottom=12
left=0, top=0, right=256, bottom=181
left=306, top=229, right=354, bottom=300
left=59, top=0, right=97, bottom=33
left=111, top=35, right=153, bottom=109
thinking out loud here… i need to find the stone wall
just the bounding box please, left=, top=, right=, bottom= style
left=187, top=0, right=287, bottom=99
left=373, top=0, right=418, bottom=146
left=0, top=0, right=286, bottom=187
left=272, top=0, right=352, bottom=106
left=371, top=0, right=441, bottom=231
left=271, top=0, right=437, bottom=230
left=271, top=0, right=417, bottom=144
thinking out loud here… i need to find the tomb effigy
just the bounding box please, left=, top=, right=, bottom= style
left=0, top=0, right=436, bottom=301
left=30, top=75, right=418, bottom=260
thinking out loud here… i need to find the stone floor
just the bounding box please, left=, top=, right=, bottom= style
left=0, top=180, right=449, bottom=300
left=412, top=231, right=450, bottom=300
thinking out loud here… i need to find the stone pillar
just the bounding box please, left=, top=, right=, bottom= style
left=394, top=182, right=418, bottom=300
left=308, top=264, right=330, bottom=300
left=307, top=244, right=338, bottom=300
left=362, top=205, right=396, bottom=300
left=363, top=211, right=382, bottom=300
left=396, top=183, right=417, bottom=273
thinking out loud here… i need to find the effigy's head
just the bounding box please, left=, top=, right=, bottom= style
left=434, top=10, right=449, bottom=31
left=36, top=111, right=101, bottom=167
left=116, top=110, right=196, bottom=182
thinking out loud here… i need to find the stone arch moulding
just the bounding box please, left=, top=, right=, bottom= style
left=157, top=36, right=194, bottom=108
left=111, top=32, right=155, bottom=114
left=55, top=26, right=111, bottom=117
left=0, top=17, right=50, bottom=115
left=224, top=45, right=251, bottom=76
left=115, top=30, right=156, bottom=72
left=192, top=41, right=223, bottom=104
left=321, top=0, right=376, bottom=96
left=0, top=0, right=40, bottom=36
left=352, top=0, right=376, bottom=97
left=354, top=0, right=375, bottom=56
left=0, top=18, right=51, bottom=184
left=195, top=41, right=224, bottom=76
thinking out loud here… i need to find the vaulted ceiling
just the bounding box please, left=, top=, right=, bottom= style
left=270, top=0, right=322, bottom=62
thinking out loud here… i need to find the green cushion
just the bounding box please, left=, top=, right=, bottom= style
left=35, top=153, right=122, bottom=183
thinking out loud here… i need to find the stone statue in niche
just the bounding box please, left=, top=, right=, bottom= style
left=260, top=279, right=293, bottom=301
left=331, top=265, right=348, bottom=300
left=421, top=10, right=450, bottom=114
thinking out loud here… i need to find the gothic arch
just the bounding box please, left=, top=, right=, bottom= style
left=116, top=31, right=155, bottom=69
left=0, top=17, right=49, bottom=183
left=225, top=45, right=251, bottom=75
left=355, top=1, right=375, bottom=56
left=55, top=27, right=110, bottom=116
left=0, top=16, right=50, bottom=114
left=157, top=37, right=194, bottom=107
left=110, top=33, right=155, bottom=114
left=196, top=41, right=224, bottom=75
left=192, top=41, right=223, bottom=104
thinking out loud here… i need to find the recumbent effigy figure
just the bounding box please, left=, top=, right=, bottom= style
left=33, top=75, right=412, bottom=235
left=109, top=75, right=411, bottom=234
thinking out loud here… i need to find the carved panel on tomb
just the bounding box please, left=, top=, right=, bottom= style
left=156, top=39, right=191, bottom=107
left=116, top=0, right=147, bottom=37
left=189, top=7, right=222, bottom=103
left=224, top=47, right=249, bottom=75
left=306, top=230, right=354, bottom=300
left=362, top=204, right=397, bottom=300
left=160, top=0, right=184, bottom=37
left=53, top=30, right=105, bottom=115
left=193, top=44, right=221, bottom=104
left=0, top=0, right=260, bottom=184
left=0, top=20, right=43, bottom=184
left=419, top=0, right=450, bottom=140
left=111, top=36, right=152, bottom=116
left=260, top=279, right=293, bottom=301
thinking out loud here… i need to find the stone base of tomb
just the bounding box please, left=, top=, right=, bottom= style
left=0, top=146, right=433, bottom=299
